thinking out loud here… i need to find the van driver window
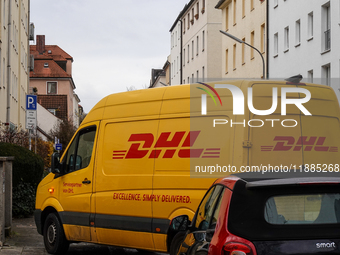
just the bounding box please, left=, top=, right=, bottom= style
left=63, top=126, right=96, bottom=173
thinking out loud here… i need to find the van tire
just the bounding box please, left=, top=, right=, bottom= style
left=43, top=213, right=70, bottom=254
left=195, top=250, right=208, bottom=255
left=170, top=231, right=186, bottom=255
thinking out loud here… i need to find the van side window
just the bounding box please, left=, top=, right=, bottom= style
left=63, top=126, right=96, bottom=173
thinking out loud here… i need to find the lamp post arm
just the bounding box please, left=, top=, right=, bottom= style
left=243, top=41, right=266, bottom=79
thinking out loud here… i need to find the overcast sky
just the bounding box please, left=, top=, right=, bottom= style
left=30, top=0, right=188, bottom=113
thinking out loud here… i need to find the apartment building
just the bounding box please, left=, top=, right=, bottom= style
left=170, top=0, right=222, bottom=84
left=216, top=0, right=267, bottom=79
left=268, top=0, right=340, bottom=101
left=0, top=0, right=31, bottom=128
left=30, top=35, right=81, bottom=127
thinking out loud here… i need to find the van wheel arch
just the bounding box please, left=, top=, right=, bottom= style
left=41, top=207, right=60, bottom=235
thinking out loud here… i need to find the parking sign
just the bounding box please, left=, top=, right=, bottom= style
left=26, top=95, right=37, bottom=129
left=26, top=95, right=37, bottom=110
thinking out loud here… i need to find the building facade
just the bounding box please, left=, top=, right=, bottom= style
left=30, top=35, right=81, bottom=127
left=0, top=0, right=31, bottom=128
left=170, top=0, right=222, bottom=85
left=216, top=0, right=267, bottom=79
left=268, top=0, right=340, bottom=101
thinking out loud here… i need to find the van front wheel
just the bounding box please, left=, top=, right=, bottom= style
left=170, top=231, right=186, bottom=255
left=43, top=213, right=69, bottom=254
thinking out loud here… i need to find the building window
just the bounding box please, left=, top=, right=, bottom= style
left=188, top=45, right=190, bottom=63
left=242, top=38, right=245, bottom=64
left=188, top=13, right=190, bottom=29
left=251, top=0, right=254, bottom=11
left=233, top=0, right=237, bottom=25
left=274, top=0, right=278, bottom=8
left=322, top=64, right=330, bottom=86
left=192, top=73, right=194, bottom=83
left=274, top=32, right=278, bottom=56
left=196, top=2, right=199, bottom=19
left=295, top=19, right=301, bottom=46
left=192, top=8, right=195, bottom=24
left=242, top=0, right=245, bottom=18
left=202, top=0, right=205, bottom=13
left=48, top=109, right=56, bottom=116
left=261, top=24, right=265, bottom=53
left=308, top=12, right=313, bottom=39
left=226, top=49, right=229, bottom=73
left=233, top=44, right=236, bottom=70
left=183, top=48, right=186, bottom=65
left=226, top=6, right=229, bottom=30
left=284, top=26, right=289, bottom=52
left=202, top=66, right=205, bottom=81
left=308, top=70, right=313, bottom=83
left=196, top=36, right=199, bottom=55
left=250, top=31, right=255, bottom=59
left=197, top=70, right=199, bottom=82
left=202, top=30, right=205, bottom=51
left=322, top=2, right=331, bottom=51
left=192, top=40, right=194, bottom=59
left=47, top=82, right=57, bottom=94
left=183, top=18, right=186, bottom=34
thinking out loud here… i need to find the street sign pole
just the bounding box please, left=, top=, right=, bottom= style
left=26, top=95, right=37, bottom=151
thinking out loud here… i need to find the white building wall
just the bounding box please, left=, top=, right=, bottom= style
left=170, top=21, right=182, bottom=85
left=268, top=0, right=340, bottom=102
left=37, top=103, right=60, bottom=141
left=179, top=0, right=222, bottom=84
left=0, top=0, right=30, bottom=128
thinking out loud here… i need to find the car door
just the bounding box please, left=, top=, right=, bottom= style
left=178, top=185, right=225, bottom=255
left=58, top=123, right=98, bottom=242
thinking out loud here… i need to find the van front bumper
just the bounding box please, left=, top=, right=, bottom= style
left=34, top=209, right=42, bottom=235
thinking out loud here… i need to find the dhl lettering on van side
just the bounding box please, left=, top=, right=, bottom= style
left=261, top=136, right=338, bottom=152
left=112, top=131, right=221, bottom=159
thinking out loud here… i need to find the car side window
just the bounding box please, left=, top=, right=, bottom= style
left=62, top=126, right=96, bottom=174
left=195, top=185, right=224, bottom=231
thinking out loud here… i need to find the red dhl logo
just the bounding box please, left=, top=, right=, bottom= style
left=112, top=131, right=220, bottom=159
left=261, top=136, right=338, bottom=152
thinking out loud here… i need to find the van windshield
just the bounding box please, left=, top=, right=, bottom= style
left=265, top=194, right=340, bottom=225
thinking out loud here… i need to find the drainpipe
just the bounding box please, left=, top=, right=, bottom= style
left=6, top=0, right=12, bottom=125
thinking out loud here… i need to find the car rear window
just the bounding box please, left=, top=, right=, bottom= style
left=228, top=180, right=340, bottom=241
left=265, top=194, right=340, bottom=225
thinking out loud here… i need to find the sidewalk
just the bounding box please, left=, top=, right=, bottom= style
left=0, top=216, right=164, bottom=255
left=0, top=216, right=47, bottom=254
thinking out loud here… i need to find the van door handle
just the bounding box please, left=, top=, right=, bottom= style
left=82, top=179, right=91, bottom=184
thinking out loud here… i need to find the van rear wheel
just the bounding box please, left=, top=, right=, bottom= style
left=43, top=213, right=69, bottom=254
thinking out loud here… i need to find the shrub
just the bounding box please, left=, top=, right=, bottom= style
left=12, top=181, right=36, bottom=217
left=0, top=143, right=44, bottom=188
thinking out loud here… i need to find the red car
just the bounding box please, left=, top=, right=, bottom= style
left=170, top=174, right=340, bottom=255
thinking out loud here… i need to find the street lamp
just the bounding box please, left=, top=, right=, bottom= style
left=220, top=30, right=266, bottom=79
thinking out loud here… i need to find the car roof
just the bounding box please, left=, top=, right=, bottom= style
left=215, top=172, right=340, bottom=190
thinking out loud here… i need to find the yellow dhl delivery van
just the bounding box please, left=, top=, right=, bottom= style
left=34, top=79, right=340, bottom=254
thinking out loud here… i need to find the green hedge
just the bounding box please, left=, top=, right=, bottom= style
left=0, top=142, right=44, bottom=188
left=0, top=142, right=44, bottom=217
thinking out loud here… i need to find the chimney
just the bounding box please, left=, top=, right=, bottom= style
left=36, top=35, right=45, bottom=54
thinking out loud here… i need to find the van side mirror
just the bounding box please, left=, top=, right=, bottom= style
left=169, top=215, right=190, bottom=232
left=51, top=152, right=61, bottom=174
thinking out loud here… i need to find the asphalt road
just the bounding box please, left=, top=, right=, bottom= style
left=0, top=217, right=166, bottom=255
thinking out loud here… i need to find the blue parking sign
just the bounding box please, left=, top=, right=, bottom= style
left=26, top=95, right=37, bottom=110
left=56, top=144, right=62, bottom=151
